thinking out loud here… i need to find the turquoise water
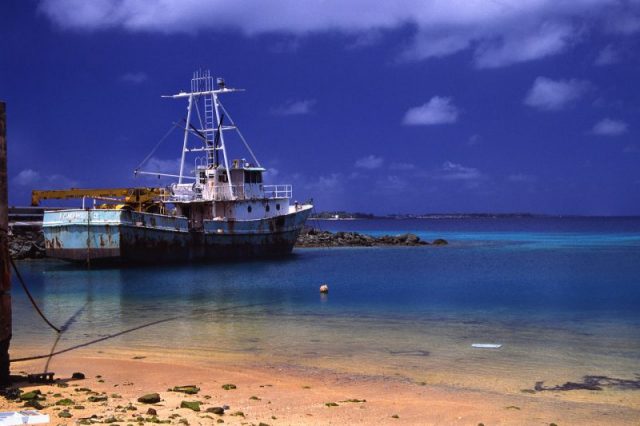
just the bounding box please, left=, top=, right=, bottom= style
left=9, top=217, right=640, bottom=395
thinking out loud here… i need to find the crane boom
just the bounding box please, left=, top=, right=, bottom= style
left=31, top=187, right=166, bottom=212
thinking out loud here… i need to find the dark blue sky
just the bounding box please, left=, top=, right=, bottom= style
left=1, top=0, right=639, bottom=214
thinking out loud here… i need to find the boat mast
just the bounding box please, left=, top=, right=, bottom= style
left=164, top=70, right=251, bottom=197
left=178, top=94, right=193, bottom=184
left=212, top=88, right=233, bottom=193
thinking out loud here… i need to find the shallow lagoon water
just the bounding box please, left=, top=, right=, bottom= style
left=9, top=217, right=640, bottom=401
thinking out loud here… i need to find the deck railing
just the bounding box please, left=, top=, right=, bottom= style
left=262, top=185, right=292, bottom=199
left=164, top=184, right=292, bottom=202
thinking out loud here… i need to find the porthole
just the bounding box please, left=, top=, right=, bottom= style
left=247, top=205, right=252, bottom=213
left=266, top=205, right=270, bottom=212
left=276, top=203, right=281, bottom=211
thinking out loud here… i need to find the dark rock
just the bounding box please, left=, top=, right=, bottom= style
left=87, top=395, right=108, bottom=402
left=71, top=372, right=86, bottom=380
left=8, top=227, right=46, bottom=260
left=221, top=384, right=236, bottom=390
left=138, top=393, right=161, bottom=404
left=207, top=407, right=225, bottom=415
left=172, top=385, right=200, bottom=395
left=19, top=390, right=42, bottom=401
left=1, top=388, right=21, bottom=400
left=180, top=401, right=200, bottom=411
left=56, top=398, right=74, bottom=406
left=147, top=408, right=157, bottom=415
left=24, top=400, right=45, bottom=410
left=296, top=228, right=433, bottom=247
left=432, top=238, right=448, bottom=245
left=58, top=410, right=72, bottom=418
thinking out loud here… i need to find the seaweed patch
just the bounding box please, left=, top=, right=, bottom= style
left=534, top=375, right=640, bottom=392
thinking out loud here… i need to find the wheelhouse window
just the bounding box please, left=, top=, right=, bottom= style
left=244, top=170, right=263, bottom=184
left=218, top=173, right=228, bottom=183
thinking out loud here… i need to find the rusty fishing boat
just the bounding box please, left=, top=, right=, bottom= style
left=41, top=71, right=313, bottom=263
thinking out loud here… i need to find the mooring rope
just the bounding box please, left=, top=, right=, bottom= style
left=9, top=257, right=61, bottom=334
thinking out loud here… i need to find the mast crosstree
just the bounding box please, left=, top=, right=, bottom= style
left=160, top=70, right=259, bottom=190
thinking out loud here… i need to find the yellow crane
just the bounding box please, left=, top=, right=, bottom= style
left=31, top=187, right=167, bottom=213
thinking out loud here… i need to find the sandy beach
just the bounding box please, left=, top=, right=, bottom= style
left=2, top=346, right=639, bottom=425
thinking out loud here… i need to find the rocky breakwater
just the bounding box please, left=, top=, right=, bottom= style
left=296, top=228, right=448, bottom=247
left=8, top=225, right=45, bottom=260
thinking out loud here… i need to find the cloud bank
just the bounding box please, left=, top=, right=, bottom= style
left=38, top=0, right=640, bottom=68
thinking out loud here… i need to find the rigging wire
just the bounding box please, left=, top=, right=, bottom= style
left=9, top=256, right=61, bottom=334
left=134, top=122, right=181, bottom=172
left=216, top=99, right=261, bottom=167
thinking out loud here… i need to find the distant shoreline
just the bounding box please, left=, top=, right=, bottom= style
left=310, top=213, right=640, bottom=220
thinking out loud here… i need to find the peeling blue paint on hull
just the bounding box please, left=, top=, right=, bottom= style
left=43, top=207, right=311, bottom=264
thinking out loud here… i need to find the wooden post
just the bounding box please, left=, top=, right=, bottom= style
left=0, top=101, right=11, bottom=387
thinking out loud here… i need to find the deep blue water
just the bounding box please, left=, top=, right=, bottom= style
left=9, top=217, right=640, bottom=389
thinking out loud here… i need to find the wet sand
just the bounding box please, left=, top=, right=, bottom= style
left=3, top=347, right=639, bottom=425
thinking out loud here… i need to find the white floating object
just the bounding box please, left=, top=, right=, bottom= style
left=0, top=410, right=50, bottom=426
left=472, top=343, right=502, bottom=349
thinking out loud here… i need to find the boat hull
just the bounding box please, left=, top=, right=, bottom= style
left=43, top=207, right=312, bottom=264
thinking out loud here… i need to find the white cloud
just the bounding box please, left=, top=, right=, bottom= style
left=377, top=175, right=408, bottom=191
left=271, top=99, right=316, bottom=116
left=138, top=157, right=181, bottom=174
left=355, top=155, right=383, bottom=170
left=399, top=32, right=472, bottom=62
left=403, top=96, right=459, bottom=126
left=13, top=168, right=78, bottom=188
left=38, top=0, right=640, bottom=68
left=474, top=21, right=576, bottom=69
left=346, top=29, right=385, bottom=50
left=263, top=168, right=279, bottom=178
left=436, top=161, right=483, bottom=181
left=13, top=169, right=40, bottom=186
left=591, top=118, right=628, bottom=136
left=605, top=11, right=640, bottom=34
left=594, top=44, right=619, bottom=65
left=120, top=71, right=148, bottom=83
left=305, top=173, right=342, bottom=192
left=524, top=77, right=589, bottom=111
